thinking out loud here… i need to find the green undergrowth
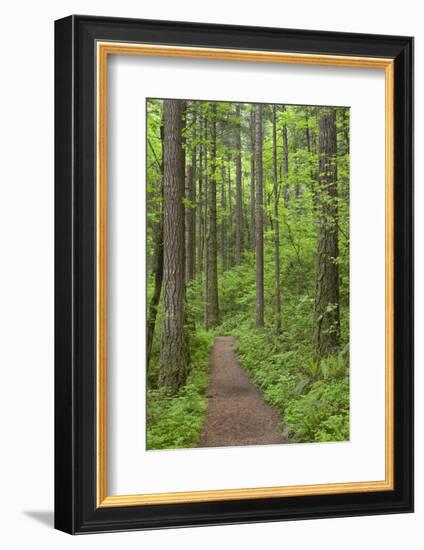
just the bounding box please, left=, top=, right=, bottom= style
left=216, top=246, right=350, bottom=444
left=147, top=235, right=350, bottom=448
left=146, top=329, right=213, bottom=450
left=233, top=326, right=350, bottom=443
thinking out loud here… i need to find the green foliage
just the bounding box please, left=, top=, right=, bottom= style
left=146, top=329, right=213, bottom=450
left=234, top=324, right=350, bottom=443
left=219, top=230, right=350, bottom=444
left=285, top=378, right=349, bottom=442
left=146, top=99, right=350, bottom=449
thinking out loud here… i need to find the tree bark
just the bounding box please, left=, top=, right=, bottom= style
left=305, top=108, right=319, bottom=210
left=158, top=99, right=189, bottom=392
left=197, top=116, right=205, bottom=275
left=185, top=162, right=195, bottom=283
left=282, top=109, right=289, bottom=207
left=255, top=104, right=264, bottom=327
left=314, top=108, right=340, bottom=356
left=203, top=119, right=209, bottom=328
left=272, top=106, right=282, bottom=333
left=146, top=120, right=164, bottom=367
left=235, top=104, right=243, bottom=264
left=185, top=108, right=197, bottom=283
left=206, top=104, right=220, bottom=329
left=249, top=109, right=256, bottom=250
left=227, top=161, right=233, bottom=268
left=220, top=165, right=228, bottom=272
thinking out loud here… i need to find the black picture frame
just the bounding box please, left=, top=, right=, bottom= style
left=55, top=14, right=414, bottom=534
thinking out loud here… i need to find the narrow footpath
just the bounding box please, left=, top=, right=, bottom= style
left=199, top=336, right=286, bottom=448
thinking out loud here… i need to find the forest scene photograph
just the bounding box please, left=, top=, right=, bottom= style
left=146, top=98, right=350, bottom=450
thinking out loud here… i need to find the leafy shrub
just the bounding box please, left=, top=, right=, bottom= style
left=284, top=378, right=349, bottom=442
left=147, top=218, right=350, bottom=447
left=234, top=323, right=350, bottom=444
left=146, top=329, right=213, bottom=450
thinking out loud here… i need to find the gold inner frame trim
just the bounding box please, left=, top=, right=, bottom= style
left=96, top=41, right=395, bottom=508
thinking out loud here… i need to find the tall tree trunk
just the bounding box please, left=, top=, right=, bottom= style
left=338, top=108, right=350, bottom=156
left=272, top=106, right=282, bottom=333
left=305, top=108, right=319, bottom=210
left=255, top=104, right=264, bottom=327
left=197, top=116, right=205, bottom=274
left=227, top=161, right=233, bottom=267
left=235, top=104, right=243, bottom=264
left=181, top=101, right=187, bottom=197
left=206, top=104, right=219, bottom=329
left=185, top=110, right=196, bottom=283
left=159, top=99, right=189, bottom=392
left=282, top=109, right=289, bottom=207
left=314, top=108, right=340, bottom=356
left=220, top=165, right=228, bottom=272
left=146, top=120, right=164, bottom=367
left=243, top=204, right=250, bottom=251
left=203, top=119, right=209, bottom=328
left=191, top=117, right=197, bottom=277
left=249, top=109, right=256, bottom=250
left=146, top=228, right=164, bottom=366
left=185, top=163, right=195, bottom=283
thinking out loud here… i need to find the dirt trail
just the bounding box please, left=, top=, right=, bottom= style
left=199, top=336, right=286, bottom=448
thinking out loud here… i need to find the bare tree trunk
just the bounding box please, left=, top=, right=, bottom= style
left=305, top=108, right=319, bottom=210
left=197, top=117, right=205, bottom=275
left=159, top=99, right=189, bottom=392
left=314, top=108, right=340, bottom=356
left=255, top=104, right=264, bottom=327
left=147, top=230, right=164, bottom=366
left=227, top=161, right=233, bottom=267
left=235, top=104, right=243, bottom=264
left=146, top=120, right=164, bottom=367
left=338, top=108, right=350, bottom=156
left=185, top=164, right=195, bottom=283
left=249, top=109, right=256, bottom=250
left=191, top=117, right=197, bottom=277
left=282, top=108, right=289, bottom=207
left=203, top=119, right=209, bottom=328
left=185, top=108, right=197, bottom=283
left=272, top=106, right=282, bottom=333
left=206, top=104, right=219, bottom=329
left=220, top=165, right=227, bottom=272
left=243, top=204, right=250, bottom=251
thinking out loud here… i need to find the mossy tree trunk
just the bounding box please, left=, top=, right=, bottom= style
left=249, top=108, right=256, bottom=251
left=255, top=104, right=264, bottom=328
left=314, top=108, right=340, bottom=356
left=206, top=103, right=220, bottom=329
left=159, top=99, right=190, bottom=392
left=272, top=106, right=282, bottom=333
left=235, top=104, right=244, bottom=264
left=146, top=120, right=164, bottom=368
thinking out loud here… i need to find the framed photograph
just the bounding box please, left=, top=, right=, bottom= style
left=54, top=15, right=413, bottom=534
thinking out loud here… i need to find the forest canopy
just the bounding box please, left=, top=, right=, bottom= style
left=146, top=98, right=350, bottom=450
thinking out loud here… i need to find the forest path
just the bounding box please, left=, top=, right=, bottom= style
left=199, top=336, right=286, bottom=448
